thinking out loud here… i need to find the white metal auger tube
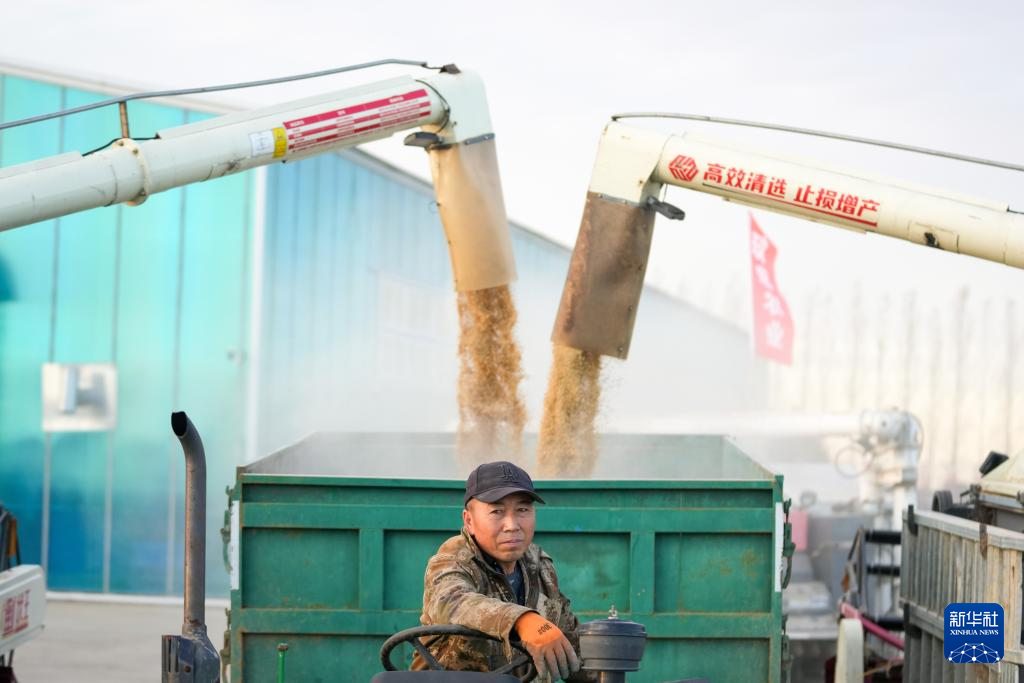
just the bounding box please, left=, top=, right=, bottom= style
left=0, top=66, right=515, bottom=291
left=651, top=128, right=1024, bottom=267
left=415, top=69, right=516, bottom=291
left=552, top=121, right=1024, bottom=358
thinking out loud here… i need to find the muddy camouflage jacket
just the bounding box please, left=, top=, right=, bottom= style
left=411, top=529, right=581, bottom=673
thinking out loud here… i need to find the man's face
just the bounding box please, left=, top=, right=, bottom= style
left=463, top=493, right=536, bottom=566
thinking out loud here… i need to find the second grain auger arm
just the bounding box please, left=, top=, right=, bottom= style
left=553, top=121, right=1024, bottom=359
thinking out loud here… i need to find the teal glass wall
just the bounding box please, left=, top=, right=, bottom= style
left=0, top=73, right=251, bottom=596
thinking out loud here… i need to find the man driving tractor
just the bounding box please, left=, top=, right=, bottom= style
left=412, top=461, right=584, bottom=680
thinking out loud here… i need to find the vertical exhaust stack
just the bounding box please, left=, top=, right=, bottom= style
left=163, top=411, right=220, bottom=683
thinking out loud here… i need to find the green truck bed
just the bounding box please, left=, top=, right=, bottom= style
left=224, top=433, right=790, bottom=682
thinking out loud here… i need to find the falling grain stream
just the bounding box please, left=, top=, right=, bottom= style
left=536, top=344, right=602, bottom=478
left=454, top=289, right=604, bottom=478
left=455, top=285, right=527, bottom=468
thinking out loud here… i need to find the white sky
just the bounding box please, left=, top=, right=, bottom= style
left=4, top=0, right=1024, bottom=309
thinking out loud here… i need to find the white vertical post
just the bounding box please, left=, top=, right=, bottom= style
left=835, top=618, right=865, bottom=682
left=245, top=167, right=267, bottom=464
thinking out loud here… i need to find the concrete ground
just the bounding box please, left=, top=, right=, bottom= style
left=9, top=597, right=228, bottom=682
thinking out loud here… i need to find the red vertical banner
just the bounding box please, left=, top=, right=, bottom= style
left=749, top=214, right=794, bottom=365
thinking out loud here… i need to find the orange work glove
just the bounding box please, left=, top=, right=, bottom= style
left=514, top=612, right=580, bottom=681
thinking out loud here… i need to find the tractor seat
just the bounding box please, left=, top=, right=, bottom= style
left=371, top=673, right=520, bottom=683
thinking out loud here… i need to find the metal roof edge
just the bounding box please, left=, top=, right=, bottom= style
left=0, top=56, right=232, bottom=115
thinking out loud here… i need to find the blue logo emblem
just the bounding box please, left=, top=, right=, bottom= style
left=944, top=603, right=1004, bottom=663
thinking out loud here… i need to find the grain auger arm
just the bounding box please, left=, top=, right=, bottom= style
left=552, top=121, right=1024, bottom=359
left=0, top=63, right=515, bottom=292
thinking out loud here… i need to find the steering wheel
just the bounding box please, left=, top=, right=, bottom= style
left=380, top=624, right=537, bottom=681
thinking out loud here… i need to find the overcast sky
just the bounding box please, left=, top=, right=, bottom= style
left=3, top=1, right=1023, bottom=308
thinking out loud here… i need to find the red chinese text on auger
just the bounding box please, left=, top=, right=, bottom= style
left=700, top=162, right=881, bottom=227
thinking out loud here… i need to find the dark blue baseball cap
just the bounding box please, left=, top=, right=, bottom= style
left=464, top=461, right=545, bottom=505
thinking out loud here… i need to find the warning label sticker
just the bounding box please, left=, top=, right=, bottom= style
left=250, top=127, right=288, bottom=159
left=281, top=89, right=432, bottom=155
left=249, top=130, right=275, bottom=157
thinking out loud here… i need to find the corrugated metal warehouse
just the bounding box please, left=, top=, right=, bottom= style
left=0, top=62, right=767, bottom=596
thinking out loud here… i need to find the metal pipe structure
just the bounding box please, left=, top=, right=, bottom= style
left=171, top=411, right=206, bottom=631
left=552, top=121, right=1024, bottom=358
left=0, top=67, right=515, bottom=291
left=164, top=411, right=220, bottom=682
left=0, top=76, right=442, bottom=230
left=651, top=129, right=1024, bottom=266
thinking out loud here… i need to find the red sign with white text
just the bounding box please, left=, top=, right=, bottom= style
left=749, top=214, right=793, bottom=365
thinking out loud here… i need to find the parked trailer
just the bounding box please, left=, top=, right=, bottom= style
left=222, top=433, right=792, bottom=682
left=901, top=508, right=1024, bottom=682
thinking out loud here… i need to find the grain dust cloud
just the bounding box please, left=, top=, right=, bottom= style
left=455, top=285, right=527, bottom=468
left=536, top=344, right=603, bottom=477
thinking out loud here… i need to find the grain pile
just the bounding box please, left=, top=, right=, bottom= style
left=455, top=285, right=527, bottom=468
left=536, top=344, right=602, bottom=477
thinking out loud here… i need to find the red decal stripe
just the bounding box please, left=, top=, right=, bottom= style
left=288, top=110, right=430, bottom=152
left=286, top=102, right=431, bottom=140
left=283, top=89, right=428, bottom=129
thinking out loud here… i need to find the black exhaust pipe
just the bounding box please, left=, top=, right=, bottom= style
left=162, top=411, right=221, bottom=682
